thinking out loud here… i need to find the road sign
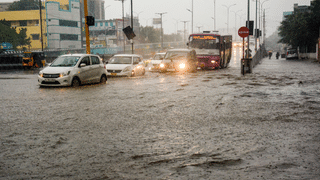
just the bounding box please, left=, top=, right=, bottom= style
left=238, top=27, right=250, bottom=38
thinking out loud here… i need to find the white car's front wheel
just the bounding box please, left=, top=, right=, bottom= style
left=71, top=77, right=80, bottom=87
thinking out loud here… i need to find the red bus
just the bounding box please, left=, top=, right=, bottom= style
left=188, top=32, right=232, bottom=69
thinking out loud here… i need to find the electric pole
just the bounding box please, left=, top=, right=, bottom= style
left=156, top=12, right=167, bottom=49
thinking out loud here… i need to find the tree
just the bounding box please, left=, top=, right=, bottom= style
left=278, top=1, right=320, bottom=53
left=0, top=19, right=31, bottom=50
left=138, top=26, right=182, bottom=44
left=8, top=0, right=43, bottom=11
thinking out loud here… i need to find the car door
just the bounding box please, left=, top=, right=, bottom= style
left=78, top=56, right=91, bottom=84
left=90, top=55, right=102, bottom=82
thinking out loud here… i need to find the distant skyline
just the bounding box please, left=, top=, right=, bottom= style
left=0, top=0, right=313, bottom=38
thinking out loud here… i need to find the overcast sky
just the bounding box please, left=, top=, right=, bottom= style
left=1, top=0, right=313, bottom=38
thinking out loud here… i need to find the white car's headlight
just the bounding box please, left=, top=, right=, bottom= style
left=160, top=63, right=165, bottom=68
left=39, top=71, right=43, bottom=77
left=59, top=71, right=70, bottom=78
left=123, top=66, right=131, bottom=72
left=179, top=63, right=186, bottom=69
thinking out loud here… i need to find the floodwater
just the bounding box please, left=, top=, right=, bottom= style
left=1, top=47, right=320, bottom=179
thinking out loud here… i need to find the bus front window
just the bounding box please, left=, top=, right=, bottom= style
left=190, top=39, right=219, bottom=49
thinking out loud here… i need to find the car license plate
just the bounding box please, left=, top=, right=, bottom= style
left=111, top=73, right=117, bottom=76
left=44, top=78, right=55, bottom=82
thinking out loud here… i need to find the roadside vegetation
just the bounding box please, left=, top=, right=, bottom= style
left=278, top=0, right=320, bottom=53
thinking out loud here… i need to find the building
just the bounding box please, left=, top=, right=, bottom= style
left=46, top=0, right=82, bottom=49
left=0, top=0, right=81, bottom=50
left=0, top=2, right=11, bottom=12
left=294, top=3, right=311, bottom=13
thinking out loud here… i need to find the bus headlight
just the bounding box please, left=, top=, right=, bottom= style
left=179, top=63, right=186, bottom=69
left=211, top=60, right=216, bottom=64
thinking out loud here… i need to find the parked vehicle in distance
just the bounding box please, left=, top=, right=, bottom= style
left=38, top=54, right=107, bottom=87
left=105, top=54, right=145, bottom=77
left=159, top=49, right=198, bottom=73
left=23, top=51, right=46, bottom=69
left=286, top=49, right=298, bottom=60
left=147, top=52, right=166, bottom=71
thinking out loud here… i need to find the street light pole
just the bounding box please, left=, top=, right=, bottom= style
left=115, top=0, right=125, bottom=53
left=247, top=0, right=250, bottom=58
left=255, top=0, right=258, bottom=52
left=39, top=0, right=43, bottom=51
left=186, top=0, right=193, bottom=33
left=131, top=0, right=134, bottom=54
left=181, top=21, right=189, bottom=44
left=213, top=0, right=216, bottom=31
left=232, top=10, right=242, bottom=41
left=260, top=0, right=269, bottom=46
left=156, top=12, right=167, bottom=50
left=223, top=4, right=236, bottom=34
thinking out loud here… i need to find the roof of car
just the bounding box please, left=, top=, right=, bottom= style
left=60, top=54, right=99, bottom=57
left=113, top=54, right=142, bottom=57
left=166, top=49, right=192, bottom=52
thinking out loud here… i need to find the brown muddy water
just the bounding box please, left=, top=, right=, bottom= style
left=1, top=56, right=320, bottom=179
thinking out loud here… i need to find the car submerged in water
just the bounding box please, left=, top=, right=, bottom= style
left=159, top=49, right=198, bottom=73
left=38, top=54, right=107, bottom=87
left=146, top=52, right=166, bottom=71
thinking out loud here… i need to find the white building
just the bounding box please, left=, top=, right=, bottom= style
left=46, top=0, right=82, bottom=49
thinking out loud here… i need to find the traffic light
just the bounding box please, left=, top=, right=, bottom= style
left=255, top=29, right=260, bottom=38
left=246, top=21, right=254, bottom=35
left=86, top=16, right=95, bottom=26
left=122, top=26, right=136, bottom=40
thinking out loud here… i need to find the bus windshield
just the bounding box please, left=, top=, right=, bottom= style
left=189, top=35, right=220, bottom=49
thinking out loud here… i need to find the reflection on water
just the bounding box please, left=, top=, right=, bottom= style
left=230, top=46, right=242, bottom=68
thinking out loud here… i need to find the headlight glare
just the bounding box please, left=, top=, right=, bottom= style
left=179, top=63, right=186, bottom=69
left=160, top=63, right=165, bottom=68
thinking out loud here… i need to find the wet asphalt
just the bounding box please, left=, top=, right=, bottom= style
left=1, top=48, right=320, bottom=179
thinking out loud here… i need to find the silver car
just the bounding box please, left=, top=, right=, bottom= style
left=38, top=54, right=107, bottom=87
left=105, top=54, right=145, bottom=77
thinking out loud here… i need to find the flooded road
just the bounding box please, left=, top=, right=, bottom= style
left=1, top=49, right=320, bottom=179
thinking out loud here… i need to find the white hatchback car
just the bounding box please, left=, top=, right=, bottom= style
left=106, top=54, right=145, bottom=77
left=38, top=54, right=107, bottom=87
left=147, top=52, right=166, bottom=71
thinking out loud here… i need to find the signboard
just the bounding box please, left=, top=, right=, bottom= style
left=238, top=27, right=250, bottom=38
left=0, top=42, right=13, bottom=50
left=192, top=35, right=216, bottom=40
left=153, top=18, right=161, bottom=25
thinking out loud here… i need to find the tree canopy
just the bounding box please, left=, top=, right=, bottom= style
left=138, top=26, right=182, bottom=44
left=0, top=19, right=31, bottom=50
left=278, top=0, right=320, bottom=52
left=8, top=0, right=43, bottom=11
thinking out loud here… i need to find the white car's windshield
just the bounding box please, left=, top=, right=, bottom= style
left=153, top=54, right=164, bottom=60
left=164, top=51, right=188, bottom=60
left=109, top=57, right=132, bottom=64
left=51, top=56, right=80, bottom=67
